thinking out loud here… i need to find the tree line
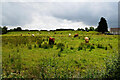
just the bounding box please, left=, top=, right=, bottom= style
left=0, top=17, right=108, bottom=34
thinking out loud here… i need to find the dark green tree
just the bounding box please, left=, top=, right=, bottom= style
left=95, top=28, right=98, bottom=31
left=0, top=27, right=2, bottom=34
left=77, top=28, right=85, bottom=31
left=17, top=27, right=22, bottom=31
left=2, top=26, right=8, bottom=34
left=85, top=27, right=89, bottom=31
left=89, top=27, right=94, bottom=31
left=97, top=17, right=108, bottom=33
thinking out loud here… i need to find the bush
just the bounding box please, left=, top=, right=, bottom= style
left=58, top=52, right=61, bottom=57
left=89, top=45, right=95, bottom=51
left=70, top=47, right=74, bottom=50
left=39, top=44, right=41, bottom=48
left=108, top=44, right=112, bottom=49
left=78, top=43, right=95, bottom=51
left=56, top=43, right=65, bottom=49
left=41, top=42, right=49, bottom=49
left=78, top=46, right=82, bottom=51
left=60, top=48, right=64, bottom=52
left=50, top=45, right=53, bottom=48
left=36, top=39, right=43, bottom=45
left=28, top=44, right=32, bottom=49
left=105, top=47, right=107, bottom=50
left=97, top=44, right=104, bottom=49
left=34, top=44, right=37, bottom=48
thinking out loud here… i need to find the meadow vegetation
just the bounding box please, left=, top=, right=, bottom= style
left=1, top=31, right=119, bottom=78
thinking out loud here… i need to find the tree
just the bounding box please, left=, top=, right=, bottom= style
left=97, top=17, right=108, bottom=33
left=0, top=27, right=2, bottom=34
left=13, top=28, right=17, bottom=31
left=85, top=27, right=89, bottom=32
left=95, top=28, right=98, bottom=31
left=77, top=28, right=85, bottom=31
left=2, top=26, right=8, bottom=34
left=17, top=27, right=22, bottom=31
left=89, top=27, right=94, bottom=31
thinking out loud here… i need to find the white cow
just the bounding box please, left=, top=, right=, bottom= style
left=32, top=34, right=35, bottom=37
left=69, top=33, right=71, bottom=37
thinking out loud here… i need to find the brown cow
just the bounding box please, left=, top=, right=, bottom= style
left=49, top=37, right=55, bottom=45
left=74, top=34, right=78, bottom=37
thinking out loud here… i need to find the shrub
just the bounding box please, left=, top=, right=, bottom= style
left=36, top=39, right=43, bottom=45
left=90, top=45, right=95, bottom=49
left=39, top=44, right=41, bottom=48
left=41, top=42, right=49, bottom=49
left=58, top=52, right=61, bottom=57
left=89, top=45, right=95, bottom=51
left=50, top=45, right=53, bottom=48
left=28, top=44, right=32, bottom=49
left=79, top=43, right=95, bottom=51
left=78, top=46, right=82, bottom=51
left=56, top=43, right=65, bottom=49
left=87, top=44, right=91, bottom=48
left=105, top=47, right=107, bottom=50
left=108, top=44, right=112, bottom=49
left=60, top=48, right=64, bottom=52
left=70, top=47, right=74, bottom=50
left=97, top=44, right=104, bottom=49
left=17, top=49, right=19, bottom=52
left=34, top=44, right=37, bottom=48
left=66, top=45, right=68, bottom=48
left=43, top=39, right=45, bottom=41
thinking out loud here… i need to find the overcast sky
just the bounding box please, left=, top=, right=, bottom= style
left=1, top=1, right=118, bottom=30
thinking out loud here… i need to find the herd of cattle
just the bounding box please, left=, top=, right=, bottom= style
left=20, top=33, right=89, bottom=44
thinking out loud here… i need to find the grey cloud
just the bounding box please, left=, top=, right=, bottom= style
left=48, top=2, right=118, bottom=27
left=1, top=2, right=118, bottom=29
left=2, top=2, right=33, bottom=26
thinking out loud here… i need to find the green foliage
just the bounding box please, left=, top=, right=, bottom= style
left=108, top=44, right=112, bottom=49
left=97, top=17, right=108, bottom=33
left=34, top=44, right=37, bottom=48
left=77, top=28, right=85, bottom=31
left=78, top=43, right=95, bottom=51
left=28, top=44, right=32, bottom=49
left=41, top=41, right=49, bottom=49
left=2, top=26, right=8, bottom=34
left=57, top=43, right=65, bottom=49
left=97, top=44, right=104, bottom=49
left=17, top=27, right=22, bottom=31
left=85, top=27, right=88, bottom=31
left=2, top=31, right=119, bottom=78
left=89, top=27, right=94, bottom=31
left=0, top=26, right=2, bottom=34
left=70, top=47, right=74, bottom=50
left=39, top=44, right=41, bottom=48
left=78, top=46, right=82, bottom=51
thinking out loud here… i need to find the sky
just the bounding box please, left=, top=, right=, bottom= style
left=1, top=0, right=119, bottom=30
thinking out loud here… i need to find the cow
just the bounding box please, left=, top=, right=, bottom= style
left=20, top=34, right=22, bottom=36
left=28, top=33, right=30, bottom=34
left=69, top=33, right=71, bottom=37
left=54, top=32, right=56, bottom=34
left=74, top=34, right=78, bottom=37
left=32, top=34, right=35, bottom=37
left=85, top=37, right=89, bottom=43
left=49, top=37, right=55, bottom=45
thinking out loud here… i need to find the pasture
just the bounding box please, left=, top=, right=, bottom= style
left=1, top=31, right=119, bottom=78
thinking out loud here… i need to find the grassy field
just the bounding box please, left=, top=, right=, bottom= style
left=1, top=31, right=119, bottom=78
